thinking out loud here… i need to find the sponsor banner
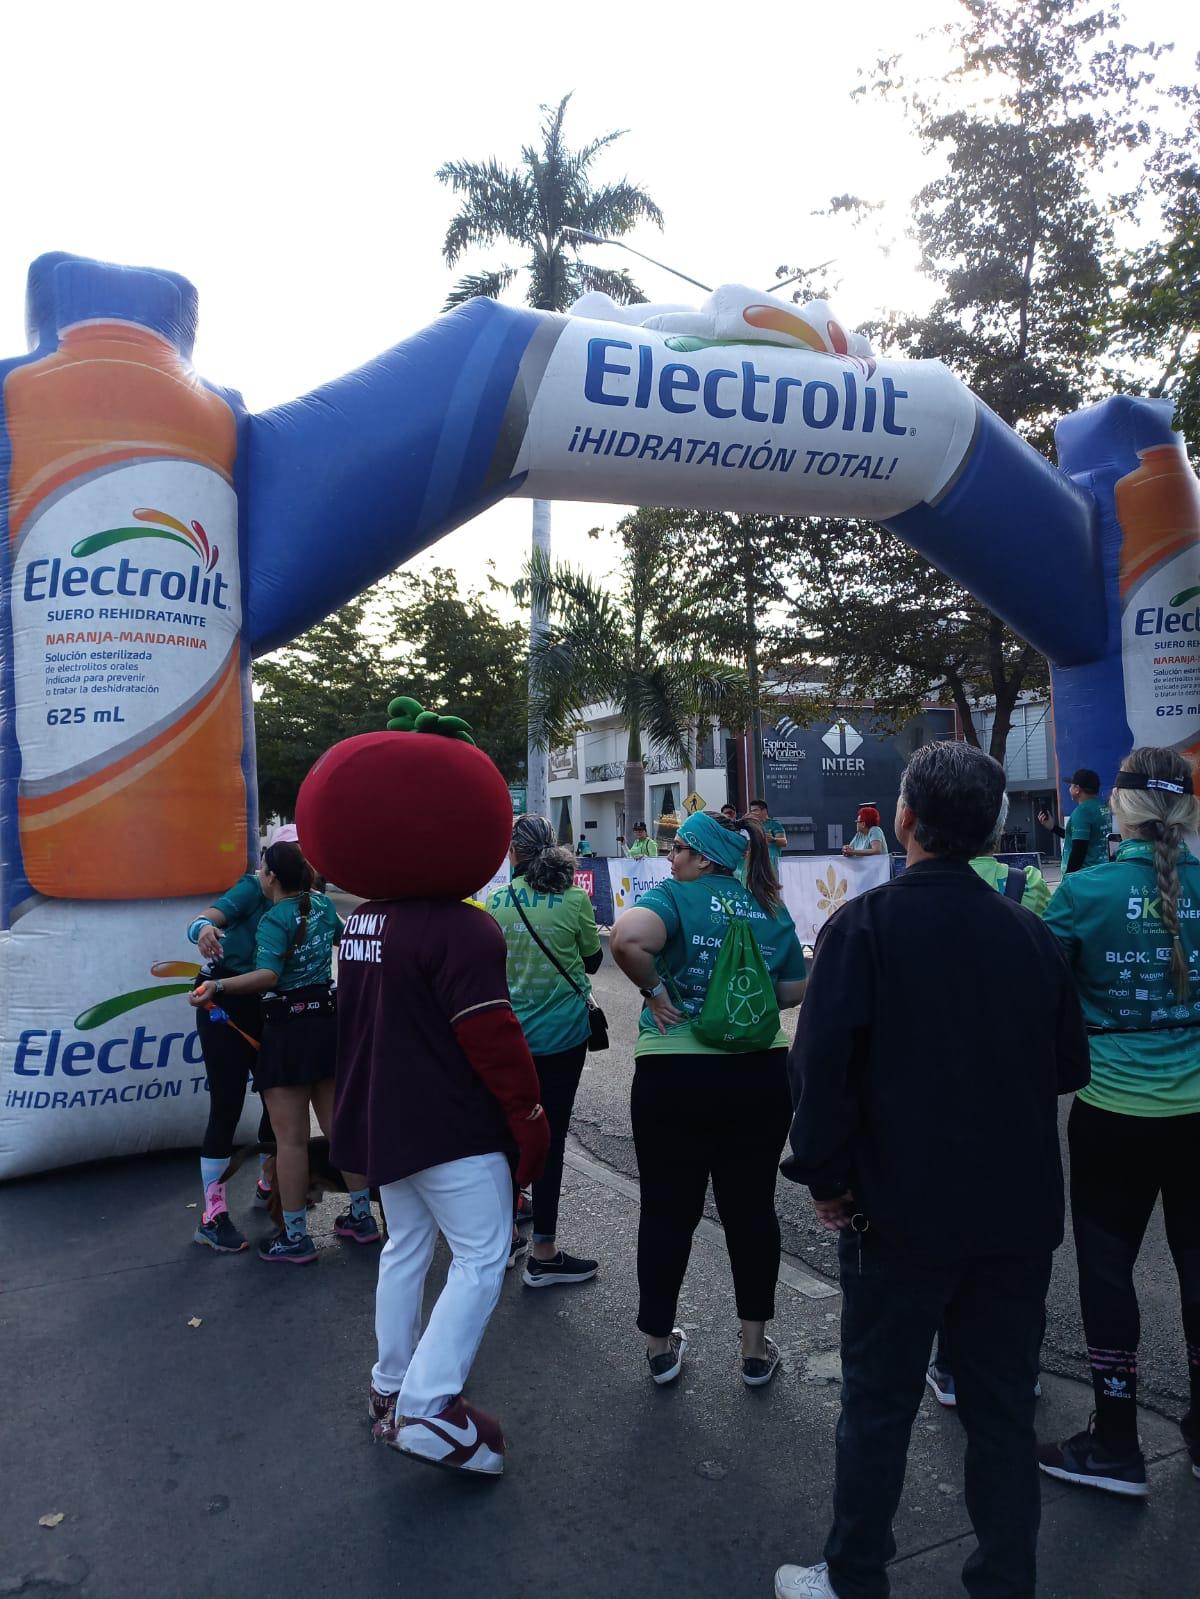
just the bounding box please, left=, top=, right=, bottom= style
left=0, top=898, right=259, bottom=1180
left=512, top=314, right=977, bottom=521
left=608, top=856, right=672, bottom=913
left=779, top=855, right=891, bottom=945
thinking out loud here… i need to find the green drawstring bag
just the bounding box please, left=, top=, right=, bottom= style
left=691, top=901, right=780, bottom=1052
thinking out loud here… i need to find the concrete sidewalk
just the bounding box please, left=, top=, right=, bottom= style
left=1, top=1146, right=1195, bottom=1599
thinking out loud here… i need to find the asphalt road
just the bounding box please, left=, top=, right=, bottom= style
left=577, top=944, right=1192, bottom=1420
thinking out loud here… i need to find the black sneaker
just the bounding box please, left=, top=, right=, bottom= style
left=193, top=1211, right=248, bottom=1253
left=742, top=1335, right=782, bottom=1387
left=647, top=1329, right=688, bottom=1386
left=506, top=1232, right=529, bottom=1270
left=1182, top=1416, right=1200, bottom=1481
left=1038, top=1420, right=1148, bottom=1498
left=522, top=1249, right=598, bottom=1289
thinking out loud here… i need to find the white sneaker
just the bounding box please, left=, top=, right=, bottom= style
left=774, top=1561, right=840, bottom=1598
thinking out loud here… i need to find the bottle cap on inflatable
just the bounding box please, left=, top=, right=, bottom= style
left=295, top=698, right=512, bottom=901
left=51, top=259, right=184, bottom=343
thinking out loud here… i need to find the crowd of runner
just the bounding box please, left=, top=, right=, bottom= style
left=181, top=730, right=1198, bottom=1598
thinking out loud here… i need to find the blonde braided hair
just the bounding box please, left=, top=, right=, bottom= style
left=1113, top=747, right=1200, bottom=1000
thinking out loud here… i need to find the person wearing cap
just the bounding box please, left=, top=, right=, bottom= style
left=1038, top=769, right=1110, bottom=873
left=182, top=825, right=294, bottom=1251
left=610, top=810, right=807, bottom=1388
left=628, top=822, right=659, bottom=860
left=842, top=805, right=887, bottom=857
left=1037, top=746, right=1200, bottom=1499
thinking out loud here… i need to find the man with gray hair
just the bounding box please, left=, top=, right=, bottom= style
left=774, top=740, right=1089, bottom=1599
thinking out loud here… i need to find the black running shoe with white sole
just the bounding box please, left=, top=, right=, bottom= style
left=506, top=1232, right=529, bottom=1270
left=742, top=1335, right=781, bottom=1387
left=647, top=1328, right=688, bottom=1386
left=1038, top=1422, right=1148, bottom=1498
left=522, top=1249, right=598, bottom=1288
left=926, top=1362, right=956, bottom=1407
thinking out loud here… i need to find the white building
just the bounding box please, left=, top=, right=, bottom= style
left=547, top=703, right=727, bottom=855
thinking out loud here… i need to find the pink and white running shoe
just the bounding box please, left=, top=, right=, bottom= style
left=389, top=1396, right=506, bottom=1476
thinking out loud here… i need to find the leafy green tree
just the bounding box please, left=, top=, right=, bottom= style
left=775, top=517, right=1047, bottom=758
left=436, top=92, right=663, bottom=311
left=1116, top=70, right=1200, bottom=455
left=516, top=544, right=743, bottom=835
left=783, top=0, right=1161, bottom=753
left=380, top=568, right=528, bottom=781
left=252, top=568, right=527, bottom=820
left=253, top=595, right=391, bottom=823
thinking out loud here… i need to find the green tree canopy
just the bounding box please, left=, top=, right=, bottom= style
left=253, top=567, right=527, bottom=821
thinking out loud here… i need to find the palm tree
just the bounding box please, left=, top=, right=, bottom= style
left=437, top=93, right=663, bottom=821
left=517, top=544, right=744, bottom=839
left=436, top=92, right=664, bottom=313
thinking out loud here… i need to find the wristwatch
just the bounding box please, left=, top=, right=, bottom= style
left=639, top=981, right=666, bottom=1000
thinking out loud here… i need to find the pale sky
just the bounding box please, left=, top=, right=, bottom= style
left=2, top=0, right=1195, bottom=614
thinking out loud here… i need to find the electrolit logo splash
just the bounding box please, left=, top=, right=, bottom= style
left=22, top=505, right=231, bottom=609
left=73, top=506, right=220, bottom=573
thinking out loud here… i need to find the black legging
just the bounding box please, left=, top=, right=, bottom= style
left=632, top=1048, right=792, bottom=1336
left=195, top=988, right=272, bottom=1158
left=530, top=1042, right=588, bottom=1242
left=1069, top=1095, right=1200, bottom=1448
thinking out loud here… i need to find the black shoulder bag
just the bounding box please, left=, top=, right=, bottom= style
left=507, top=887, right=609, bottom=1052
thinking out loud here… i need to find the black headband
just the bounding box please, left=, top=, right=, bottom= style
left=1114, top=770, right=1194, bottom=797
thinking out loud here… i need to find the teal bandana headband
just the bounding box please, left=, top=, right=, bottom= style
left=678, top=811, right=749, bottom=870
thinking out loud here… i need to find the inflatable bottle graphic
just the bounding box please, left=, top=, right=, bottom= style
left=1116, top=421, right=1200, bottom=759
left=5, top=260, right=247, bottom=898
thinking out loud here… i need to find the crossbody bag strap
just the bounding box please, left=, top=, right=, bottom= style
left=507, top=885, right=587, bottom=1001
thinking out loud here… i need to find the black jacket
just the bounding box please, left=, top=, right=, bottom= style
left=782, top=856, right=1089, bottom=1259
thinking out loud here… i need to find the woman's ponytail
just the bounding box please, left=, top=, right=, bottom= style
left=1113, top=747, right=1200, bottom=1002
left=736, top=815, right=782, bottom=916
left=264, top=841, right=316, bottom=948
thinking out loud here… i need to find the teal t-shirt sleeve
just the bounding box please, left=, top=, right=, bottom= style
left=1041, top=878, right=1078, bottom=955
left=253, top=906, right=292, bottom=976
left=637, top=882, right=681, bottom=938
left=211, top=872, right=263, bottom=923
left=574, top=891, right=601, bottom=958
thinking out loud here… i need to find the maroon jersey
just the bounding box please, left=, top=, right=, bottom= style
left=332, top=898, right=516, bottom=1186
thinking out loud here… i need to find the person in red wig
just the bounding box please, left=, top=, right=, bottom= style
left=295, top=697, right=549, bottom=1477
left=843, top=804, right=888, bottom=857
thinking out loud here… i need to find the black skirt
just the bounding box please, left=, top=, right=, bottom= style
left=252, top=986, right=337, bottom=1093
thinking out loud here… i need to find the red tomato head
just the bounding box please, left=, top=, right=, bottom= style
left=296, top=730, right=512, bottom=900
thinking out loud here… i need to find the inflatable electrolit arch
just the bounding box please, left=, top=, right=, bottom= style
left=1, top=252, right=1198, bottom=1178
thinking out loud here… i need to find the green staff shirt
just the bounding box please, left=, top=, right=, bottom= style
left=628, top=837, right=659, bottom=859
left=209, top=872, right=271, bottom=974
left=486, top=876, right=601, bottom=1056
left=1063, top=796, right=1111, bottom=870
left=1042, top=841, right=1200, bottom=1116
left=634, top=874, right=807, bottom=1057
left=254, top=893, right=344, bottom=992
left=969, top=856, right=1051, bottom=916
left=763, top=816, right=786, bottom=870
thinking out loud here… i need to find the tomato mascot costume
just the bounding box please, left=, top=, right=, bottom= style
left=296, top=699, right=548, bottom=1477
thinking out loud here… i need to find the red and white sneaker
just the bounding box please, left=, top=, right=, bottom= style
left=389, top=1396, right=506, bottom=1476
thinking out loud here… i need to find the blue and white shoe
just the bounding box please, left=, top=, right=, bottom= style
left=193, top=1211, right=248, bottom=1253
left=258, top=1230, right=318, bottom=1265
left=334, top=1209, right=381, bottom=1245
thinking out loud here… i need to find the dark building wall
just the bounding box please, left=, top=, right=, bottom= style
left=748, top=707, right=957, bottom=853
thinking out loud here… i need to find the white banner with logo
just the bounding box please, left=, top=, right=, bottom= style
left=779, top=855, right=891, bottom=944
left=604, top=852, right=889, bottom=939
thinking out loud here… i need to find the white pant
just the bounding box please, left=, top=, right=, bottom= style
left=372, top=1151, right=512, bottom=1419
